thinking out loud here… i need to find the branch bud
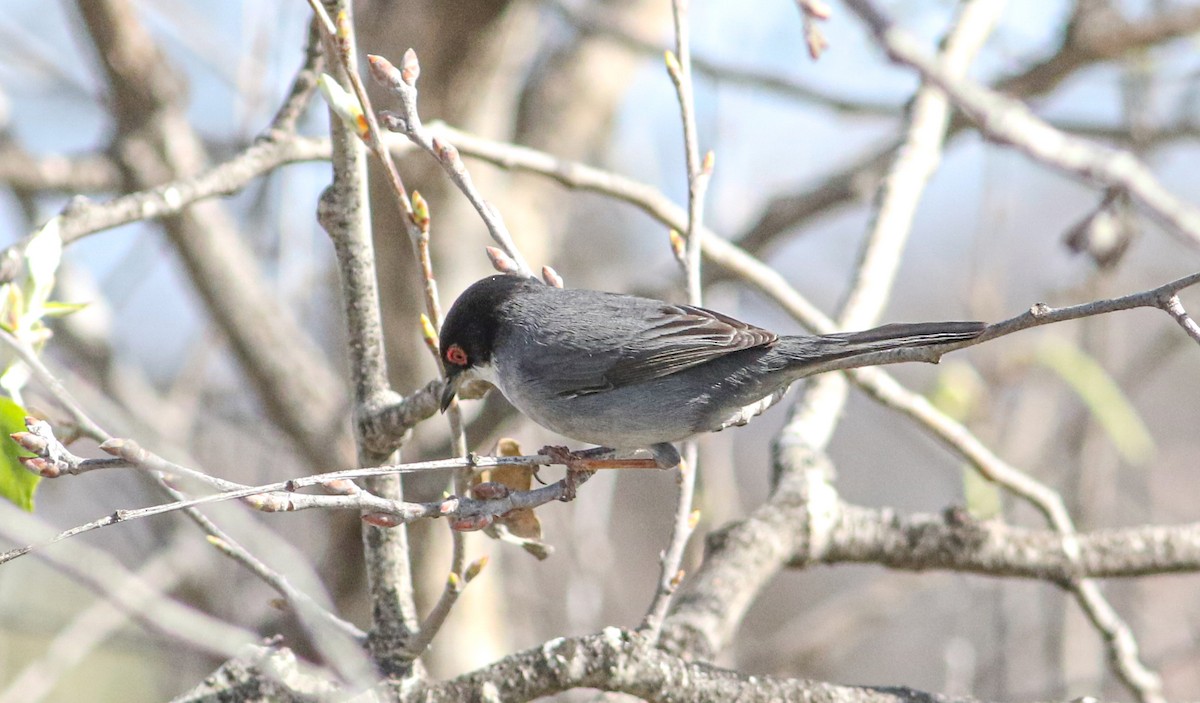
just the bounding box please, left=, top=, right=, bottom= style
left=799, top=0, right=832, bottom=20
left=420, top=313, right=439, bottom=355
left=450, top=514, right=494, bottom=532
left=470, top=481, right=510, bottom=500
left=205, top=534, right=231, bottom=552
left=485, top=246, right=519, bottom=274
left=316, top=74, right=368, bottom=140
left=411, top=190, right=431, bottom=233
left=668, top=229, right=686, bottom=265
left=366, top=54, right=404, bottom=92
left=664, top=50, right=681, bottom=80
left=541, top=266, right=564, bottom=288
left=99, top=437, right=146, bottom=463
left=19, top=456, right=54, bottom=477
left=362, top=512, right=402, bottom=528
left=464, top=555, right=489, bottom=582
left=10, top=431, right=48, bottom=455
left=378, top=110, right=407, bottom=133
left=335, top=9, right=352, bottom=40
left=322, top=478, right=359, bottom=496
left=432, top=137, right=460, bottom=166
left=401, top=48, right=420, bottom=86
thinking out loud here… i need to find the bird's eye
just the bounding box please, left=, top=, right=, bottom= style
left=445, top=344, right=469, bottom=366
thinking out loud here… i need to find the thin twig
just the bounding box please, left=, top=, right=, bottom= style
left=406, top=193, right=474, bottom=660
left=843, top=0, right=1200, bottom=251
left=0, top=535, right=200, bottom=703
left=0, top=504, right=260, bottom=661
left=547, top=0, right=895, bottom=115
left=642, top=0, right=708, bottom=642
left=1157, top=293, right=1200, bottom=345
left=0, top=330, right=371, bottom=657
left=3, top=418, right=588, bottom=567
left=839, top=0, right=1005, bottom=330
left=185, top=498, right=368, bottom=644
left=270, top=19, right=324, bottom=133
left=368, top=52, right=533, bottom=275
left=788, top=0, right=1005, bottom=452
left=309, top=0, right=421, bottom=668
left=837, top=8, right=1171, bottom=698
left=0, top=455, right=585, bottom=565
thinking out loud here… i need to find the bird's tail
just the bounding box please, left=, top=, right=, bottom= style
left=777, top=321, right=985, bottom=373
left=823, top=321, right=985, bottom=351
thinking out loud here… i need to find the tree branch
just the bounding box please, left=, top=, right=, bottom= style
left=845, top=0, right=1200, bottom=252
left=72, top=0, right=349, bottom=468
left=419, top=628, right=978, bottom=703
left=730, top=2, right=1200, bottom=260
left=802, top=504, right=1200, bottom=579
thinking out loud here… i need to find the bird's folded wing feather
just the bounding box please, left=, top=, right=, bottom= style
left=561, top=303, right=777, bottom=396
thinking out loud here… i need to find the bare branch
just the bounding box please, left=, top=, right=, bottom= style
left=730, top=2, right=1200, bottom=260
left=547, top=0, right=895, bottom=115
left=370, top=51, right=533, bottom=276
left=640, top=0, right=711, bottom=642
left=0, top=145, right=119, bottom=194
left=0, top=536, right=200, bottom=703
left=0, top=503, right=260, bottom=662
left=420, top=628, right=980, bottom=703
left=1158, top=294, right=1200, bottom=345
left=844, top=0, right=1200, bottom=252
left=2, top=415, right=592, bottom=568
left=72, top=0, right=349, bottom=467
left=798, top=504, right=1200, bottom=579
left=311, top=0, right=420, bottom=671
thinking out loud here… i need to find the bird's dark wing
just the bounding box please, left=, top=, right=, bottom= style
left=565, top=303, right=777, bottom=396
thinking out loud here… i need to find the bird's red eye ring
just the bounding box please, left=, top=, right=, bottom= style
left=446, top=344, right=469, bottom=366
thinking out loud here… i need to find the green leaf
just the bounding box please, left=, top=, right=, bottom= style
left=41, top=300, right=88, bottom=317
left=316, top=73, right=366, bottom=136
left=23, top=217, right=63, bottom=317
left=1037, top=339, right=1155, bottom=465
left=0, top=396, right=38, bottom=510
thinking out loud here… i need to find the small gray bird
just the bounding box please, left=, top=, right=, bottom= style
left=439, top=274, right=984, bottom=468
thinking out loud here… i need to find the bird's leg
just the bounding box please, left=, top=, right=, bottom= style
left=560, top=464, right=594, bottom=502
left=539, top=445, right=593, bottom=501
left=538, top=445, right=664, bottom=471
left=646, top=443, right=682, bottom=469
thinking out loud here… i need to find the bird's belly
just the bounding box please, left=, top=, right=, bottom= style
left=515, top=390, right=696, bottom=448
left=495, top=366, right=790, bottom=449
left=497, top=378, right=701, bottom=449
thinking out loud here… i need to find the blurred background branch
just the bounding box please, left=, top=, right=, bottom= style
left=1, top=0, right=1200, bottom=700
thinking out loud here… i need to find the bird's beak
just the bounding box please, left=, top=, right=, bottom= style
left=439, top=375, right=459, bottom=413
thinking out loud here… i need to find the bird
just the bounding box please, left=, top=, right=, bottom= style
left=438, top=274, right=985, bottom=469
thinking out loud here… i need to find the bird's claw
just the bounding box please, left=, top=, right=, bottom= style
left=559, top=466, right=594, bottom=502
left=540, top=445, right=579, bottom=468
left=539, top=444, right=664, bottom=471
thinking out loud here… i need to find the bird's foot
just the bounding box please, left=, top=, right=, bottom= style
left=560, top=466, right=594, bottom=502
left=539, top=445, right=662, bottom=471
left=537, top=446, right=594, bottom=500
left=646, top=443, right=682, bottom=470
